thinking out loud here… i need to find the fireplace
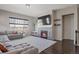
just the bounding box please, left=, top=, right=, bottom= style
left=41, top=31, right=48, bottom=39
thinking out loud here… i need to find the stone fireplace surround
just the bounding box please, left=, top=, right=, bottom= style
left=35, top=25, right=54, bottom=40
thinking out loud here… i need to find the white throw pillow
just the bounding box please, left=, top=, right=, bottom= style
left=0, top=35, right=10, bottom=42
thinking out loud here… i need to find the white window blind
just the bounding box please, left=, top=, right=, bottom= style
left=9, top=17, right=29, bottom=31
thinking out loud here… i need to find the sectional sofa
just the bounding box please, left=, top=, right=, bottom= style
left=0, top=34, right=38, bottom=54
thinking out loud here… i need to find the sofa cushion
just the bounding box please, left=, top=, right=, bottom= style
left=3, top=41, right=13, bottom=48
left=6, top=48, right=25, bottom=54
left=21, top=47, right=38, bottom=54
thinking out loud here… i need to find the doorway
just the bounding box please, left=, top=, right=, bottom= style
left=62, top=14, right=74, bottom=40
left=62, top=14, right=75, bottom=53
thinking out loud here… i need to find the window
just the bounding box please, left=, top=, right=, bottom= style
left=9, top=17, right=29, bottom=31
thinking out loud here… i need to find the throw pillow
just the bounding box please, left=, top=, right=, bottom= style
left=0, top=43, right=8, bottom=52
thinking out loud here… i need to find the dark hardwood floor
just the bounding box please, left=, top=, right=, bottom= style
left=40, top=39, right=79, bottom=54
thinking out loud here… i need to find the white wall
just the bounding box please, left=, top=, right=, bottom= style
left=53, top=5, right=78, bottom=44
left=0, top=9, right=37, bottom=35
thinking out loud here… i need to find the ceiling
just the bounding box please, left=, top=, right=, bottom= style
left=0, top=4, right=74, bottom=17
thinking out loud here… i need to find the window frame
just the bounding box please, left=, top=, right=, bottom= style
left=9, top=17, right=29, bottom=29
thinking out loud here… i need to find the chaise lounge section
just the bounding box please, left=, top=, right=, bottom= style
left=0, top=35, right=38, bottom=54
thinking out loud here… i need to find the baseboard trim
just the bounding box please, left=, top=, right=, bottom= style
left=54, top=39, right=62, bottom=41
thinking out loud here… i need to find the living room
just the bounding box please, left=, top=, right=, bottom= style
left=0, top=4, right=79, bottom=54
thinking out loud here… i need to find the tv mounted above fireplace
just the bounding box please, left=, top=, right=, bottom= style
left=38, top=15, right=51, bottom=25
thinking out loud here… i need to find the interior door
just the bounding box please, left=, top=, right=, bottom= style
left=63, top=14, right=74, bottom=40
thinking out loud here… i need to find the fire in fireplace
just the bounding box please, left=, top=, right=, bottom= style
left=41, top=31, right=48, bottom=39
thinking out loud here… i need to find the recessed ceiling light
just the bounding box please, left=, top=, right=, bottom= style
left=25, top=4, right=31, bottom=8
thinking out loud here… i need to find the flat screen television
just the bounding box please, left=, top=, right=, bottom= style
left=38, top=15, right=51, bottom=25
